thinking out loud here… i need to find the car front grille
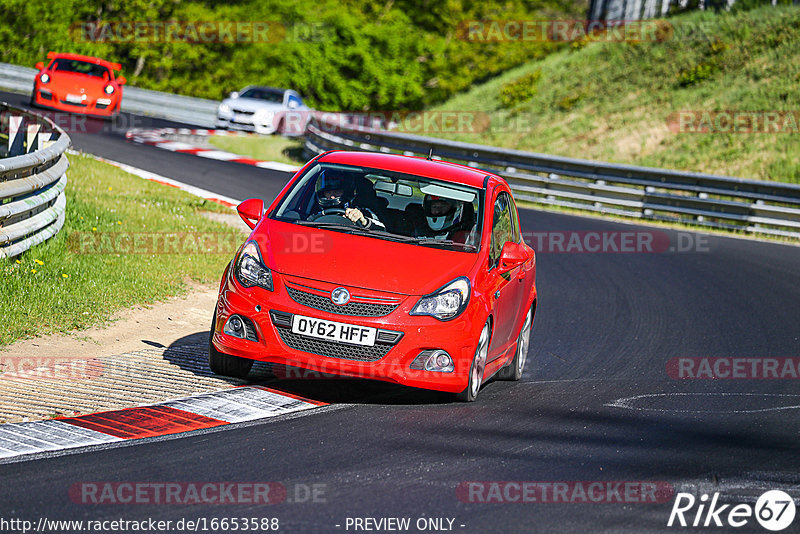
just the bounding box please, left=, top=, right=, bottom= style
left=60, top=100, right=87, bottom=107
left=232, top=109, right=255, bottom=115
left=285, top=285, right=399, bottom=317
left=274, top=327, right=393, bottom=362
left=270, top=310, right=403, bottom=362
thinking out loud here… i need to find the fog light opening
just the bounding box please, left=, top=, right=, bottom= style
left=223, top=314, right=258, bottom=341
left=410, top=349, right=454, bottom=373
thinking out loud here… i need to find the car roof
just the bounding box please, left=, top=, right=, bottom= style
left=47, top=52, right=121, bottom=71
left=317, top=151, right=492, bottom=189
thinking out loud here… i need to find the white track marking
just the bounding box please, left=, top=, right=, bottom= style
left=606, top=392, right=800, bottom=414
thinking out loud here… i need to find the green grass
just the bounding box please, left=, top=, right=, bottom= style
left=412, top=6, right=800, bottom=183
left=207, top=135, right=310, bottom=166
left=0, top=153, right=243, bottom=346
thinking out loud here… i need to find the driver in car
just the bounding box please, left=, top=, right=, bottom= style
left=312, top=170, right=385, bottom=229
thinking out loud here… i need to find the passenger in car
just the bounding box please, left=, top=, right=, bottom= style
left=404, top=195, right=476, bottom=244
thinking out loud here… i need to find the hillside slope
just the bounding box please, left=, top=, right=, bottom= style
left=424, top=6, right=800, bottom=182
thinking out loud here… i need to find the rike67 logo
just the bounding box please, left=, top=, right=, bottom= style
left=668, top=490, right=796, bottom=531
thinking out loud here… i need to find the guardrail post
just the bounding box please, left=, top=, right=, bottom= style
left=26, top=123, right=41, bottom=153
left=8, top=115, right=24, bottom=156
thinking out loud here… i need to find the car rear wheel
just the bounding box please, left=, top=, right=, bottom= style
left=456, top=322, right=490, bottom=402
left=208, top=311, right=253, bottom=378
left=497, top=306, right=533, bottom=381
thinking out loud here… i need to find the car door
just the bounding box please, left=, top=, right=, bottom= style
left=486, top=189, right=525, bottom=362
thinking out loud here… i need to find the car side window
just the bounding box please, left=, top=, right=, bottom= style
left=490, top=191, right=514, bottom=268
left=287, top=95, right=303, bottom=108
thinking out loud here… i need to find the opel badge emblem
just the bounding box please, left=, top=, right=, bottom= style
left=331, top=287, right=350, bottom=306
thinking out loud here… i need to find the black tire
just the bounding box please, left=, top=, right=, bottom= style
left=497, top=305, right=534, bottom=381
left=456, top=321, right=491, bottom=402
left=208, top=311, right=253, bottom=378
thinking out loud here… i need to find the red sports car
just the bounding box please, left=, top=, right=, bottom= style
left=210, top=151, right=537, bottom=401
left=31, top=52, right=126, bottom=117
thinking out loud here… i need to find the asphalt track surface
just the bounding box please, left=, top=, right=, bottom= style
left=2, top=90, right=800, bottom=533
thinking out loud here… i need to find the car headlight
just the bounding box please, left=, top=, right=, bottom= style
left=410, top=277, right=470, bottom=321
left=235, top=241, right=273, bottom=291
left=218, top=103, right=231, bottom=114
left=104, top=84, right=115, bottom=94
left=40, top=73, right=50, bottom=83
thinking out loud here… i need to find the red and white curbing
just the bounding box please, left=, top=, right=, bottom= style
left=0, top=386, right=326, bottom=461
left=126, top=128, right=302, bottom=173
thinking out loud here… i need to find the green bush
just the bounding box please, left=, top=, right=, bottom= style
left=498, top=71, right=541, bottom=109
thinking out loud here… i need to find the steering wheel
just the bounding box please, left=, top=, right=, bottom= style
left=312, top=208, right=361, bottom=227
left=320, top=207, right=347, bottom=216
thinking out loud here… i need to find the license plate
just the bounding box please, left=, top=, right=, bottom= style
left=291, top=315, right=376, bottom=347
left=65, top=94, right=83, bottom=104
left=234, top=114, right=252, bottom=123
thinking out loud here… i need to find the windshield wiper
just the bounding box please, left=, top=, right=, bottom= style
left=291, top=220, right=359, bottom=231
left=413, top=238, right=477, bottom=251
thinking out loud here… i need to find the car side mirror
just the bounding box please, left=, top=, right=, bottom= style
left=35, top=62, right=44, bottom=71
left=237, top=198, right=264, bottom=229
left=497, top=241, right=528, bottom=274
left=288, top=100, right=299, bottom=109
left=230, top=91, right=239, bottom=99
left=117, top=76, right=127, bottom=85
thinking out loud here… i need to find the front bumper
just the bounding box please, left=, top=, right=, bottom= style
left=32, top=85, right=119, bottom=117
left=212, top=269, right=483, bottom=393
left=216, top=114, right=277, bottom=135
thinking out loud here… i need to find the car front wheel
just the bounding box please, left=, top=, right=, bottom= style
left=456, top=322, right=491, bottom=402
left=208, top=311, right=253, bottom=378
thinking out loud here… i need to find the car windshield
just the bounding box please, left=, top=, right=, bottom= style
left=51, top=59, right=110, bottom=79
left=239, top=88, right=284, bottom=103
left=271, top=162, right=483, bottom=252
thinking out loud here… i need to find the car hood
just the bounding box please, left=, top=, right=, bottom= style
left=257, top=220, right=480, bottom=296
left=223, top=98, right=285, bottom=112
left=49, top=72, right=109, bottom=94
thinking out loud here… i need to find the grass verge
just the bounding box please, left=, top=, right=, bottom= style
left=0, top=152, right=244, bottom=346
left=207, top=134, right=306, bottom=166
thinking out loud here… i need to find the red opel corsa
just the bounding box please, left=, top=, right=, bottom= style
left=210, top=151, right=537, bottom=401
left=31, top=52, right=126, bottom=117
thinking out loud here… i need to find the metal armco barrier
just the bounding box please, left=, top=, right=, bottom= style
left=304, top=115, right=800, bottom=240
left=1, top=102, right=70, bottom=258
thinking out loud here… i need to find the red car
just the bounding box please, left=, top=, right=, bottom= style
left=31, top=52, right=126, bottom=117
left=210, top=151, right=537, bottom=401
